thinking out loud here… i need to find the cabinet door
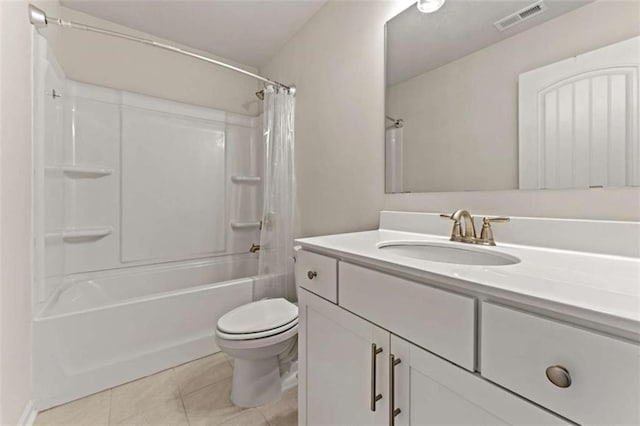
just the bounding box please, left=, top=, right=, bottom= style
left=390, top=336, right=569, bottom=426
left=299, top=288, right=389, bottom=426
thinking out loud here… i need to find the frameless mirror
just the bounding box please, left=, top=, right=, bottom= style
left=385, top=0, right=640, bottom=193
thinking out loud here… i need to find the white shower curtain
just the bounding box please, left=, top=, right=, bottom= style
left=255, top=85, right=296, bottom=301
left=385, top=126, right=404, bottom=193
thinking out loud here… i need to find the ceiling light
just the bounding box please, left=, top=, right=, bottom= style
left=417, top=0, right=446, bottom=13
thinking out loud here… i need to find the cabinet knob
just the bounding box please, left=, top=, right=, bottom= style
left=545, top=365, right=572, bottom=388
left=307, top=270, right=317, bottom=280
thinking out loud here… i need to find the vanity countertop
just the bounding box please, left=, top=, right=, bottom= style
left=295, top=227, right=640, bottom=341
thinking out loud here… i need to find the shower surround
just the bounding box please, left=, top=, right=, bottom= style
left=32, top=34, right=266, bottom=409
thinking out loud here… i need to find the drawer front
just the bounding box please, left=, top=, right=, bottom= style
left=481, top=302, right=640, bottom=425
left=295, top=250, right=337, bottom=303
left=339, top=262, right=475, bottom=370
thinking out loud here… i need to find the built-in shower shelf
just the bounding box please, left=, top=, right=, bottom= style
left=45, top=227, right=113, bottom=242
left=231, top=176, right=261, bottom=184
left=46, top=165, right=114, bottom=178
left=230, top=222, right=261, bottom=230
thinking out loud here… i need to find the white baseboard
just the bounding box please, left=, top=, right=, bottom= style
left=17, top=400, right=38, bottom=426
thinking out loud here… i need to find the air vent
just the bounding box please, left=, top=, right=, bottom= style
left=494, top=1, right=547, bottom=31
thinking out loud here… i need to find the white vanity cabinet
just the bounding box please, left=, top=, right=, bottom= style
left=296, top=249, right=639, bottom=425
left=295, top=211, right=640, bottom=425
left=298, top=268, right=569, bottom=426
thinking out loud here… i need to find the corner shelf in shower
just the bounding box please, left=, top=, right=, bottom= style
left=231, top=176, right=261, bottom=184
left=45, top=165, right=114, bottom=178
left=45, top=227, right=113, bottom=242
left=230, top=222, right=261, bottom=230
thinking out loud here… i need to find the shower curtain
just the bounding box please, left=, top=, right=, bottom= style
left=385, top=126, right=404, bottom=193
left=255, top=85, right=296, bottom=301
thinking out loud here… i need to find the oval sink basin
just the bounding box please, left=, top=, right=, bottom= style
left=377, top=241, right=520, bottom=266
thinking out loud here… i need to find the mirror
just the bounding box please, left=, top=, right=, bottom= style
left=385, top=0, right=640, bottom=193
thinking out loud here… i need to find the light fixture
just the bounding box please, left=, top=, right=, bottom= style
left=417, top=0, right=446, bottom=13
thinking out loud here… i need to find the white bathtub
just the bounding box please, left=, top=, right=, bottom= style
left=33, top=256, right=258, bottom=409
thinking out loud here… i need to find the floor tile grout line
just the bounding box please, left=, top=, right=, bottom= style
left=175, top=362, right=234, bottom=399
left=107, top=389, right=113, bottom=426
left=255, top=407, right=275, bottom=426
left=255, top=408, right=271, bottom=426
left=172, top=368, right=192, bottom=426
left=220, top=407, right=253, bottom=425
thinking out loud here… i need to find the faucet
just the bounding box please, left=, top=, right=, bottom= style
left=249, top=243, right=260, bottom=253
left=441, top=209, right=476, bottom=243
left=441, top=210, right=510, bottom=245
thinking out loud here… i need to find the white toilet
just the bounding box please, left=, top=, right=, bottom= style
left=215, top=297, right=298, bottom=407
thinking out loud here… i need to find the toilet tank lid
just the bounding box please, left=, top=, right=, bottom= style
left=217, top=298, right=299, bottom=334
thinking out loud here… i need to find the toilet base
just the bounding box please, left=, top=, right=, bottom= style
left=231, top=357, right=282, bottom=407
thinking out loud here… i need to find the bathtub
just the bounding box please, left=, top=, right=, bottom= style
left=33, top=255, right=258, bottom=409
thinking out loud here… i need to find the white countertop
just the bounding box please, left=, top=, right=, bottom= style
left=295, top=228, right=640, bottom=341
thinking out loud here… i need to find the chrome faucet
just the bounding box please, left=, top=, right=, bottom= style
left=441, top=210, right=510, bottom=246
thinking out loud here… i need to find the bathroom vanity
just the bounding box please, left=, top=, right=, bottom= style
left=294, top=211, right=640, bottom=425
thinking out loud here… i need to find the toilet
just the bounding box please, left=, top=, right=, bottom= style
left=215, top=297, right=298, bottom=407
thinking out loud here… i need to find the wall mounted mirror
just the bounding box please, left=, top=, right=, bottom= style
left=385, top=0, right=640, bottom=193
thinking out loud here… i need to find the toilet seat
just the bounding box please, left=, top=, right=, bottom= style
left=216, top=318, right=298, bottom=340
left=216, top=321, right=298, bottom=350
left=216, top=298, right=299, bottom=341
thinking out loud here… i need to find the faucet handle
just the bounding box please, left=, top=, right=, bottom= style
left=440, top=213, right=463, bottom=242
left=478, top=216, right=510, bottom=246
left=484, top=216, right=510, bottom=223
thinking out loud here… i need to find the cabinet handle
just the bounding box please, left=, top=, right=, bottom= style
left=389, top=354, right=401, bottom=425
left=307, top=270, right=317, bottom=280
left=370, top=344, right=383, bottom=412
left=545, top=365, right=572, bottom=388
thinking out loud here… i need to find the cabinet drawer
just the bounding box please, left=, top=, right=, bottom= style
left=295, top=250, right=337, bottom=303
left=481, top=302, right=640, bottom=425
left=339, top=262, right=475, bottom=370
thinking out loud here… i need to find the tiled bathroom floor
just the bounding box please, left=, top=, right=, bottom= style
left=34, top=353, right=297, bottom=426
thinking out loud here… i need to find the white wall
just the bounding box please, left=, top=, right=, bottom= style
left=260, top=0, right=415, bottom=237
left=0, top=1, right=59, bottom=423
left=52, top=6, right=262, bottom=116
left=387, top=0, right=640, bottom=193
left=1, top=2, right=32, bottom=422
left=261, top=0, right=640, bottom=238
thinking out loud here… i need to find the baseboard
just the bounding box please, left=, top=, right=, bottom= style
left=17, top=400, right=38, bottom=426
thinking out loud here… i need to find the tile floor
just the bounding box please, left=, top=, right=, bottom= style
left=34, top=353, right=298, bottom=426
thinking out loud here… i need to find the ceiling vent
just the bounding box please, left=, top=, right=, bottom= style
left=494, top=1, right=547, bottom=31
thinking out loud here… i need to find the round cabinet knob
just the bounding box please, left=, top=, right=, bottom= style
left=307, top=270, right=317, bottom=280
left=545, top=365, right=572, bottom=388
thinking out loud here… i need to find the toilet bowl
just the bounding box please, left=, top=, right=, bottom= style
left=215, top=298, right=298, bottom=407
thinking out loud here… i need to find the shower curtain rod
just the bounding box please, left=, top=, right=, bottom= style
left=385, top=115, right=403, bottom=128
left=28, top=4, right=294, bottom=94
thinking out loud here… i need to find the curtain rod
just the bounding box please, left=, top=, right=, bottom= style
left=385, top=115, right=403, bottom=128
left=28, top=4, right=295, bottom=94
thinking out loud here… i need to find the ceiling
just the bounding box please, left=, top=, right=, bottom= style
left=60, top=0, right=327, bottom=68
left=386, top=0, right=592, bottom=86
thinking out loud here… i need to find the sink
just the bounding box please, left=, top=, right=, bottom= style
left=377, top=241, right=520, bottom=266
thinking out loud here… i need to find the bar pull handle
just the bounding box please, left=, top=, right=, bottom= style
left=370, top=343, right=383, bottom=411
left=389, top=354, right=401, bottom=425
